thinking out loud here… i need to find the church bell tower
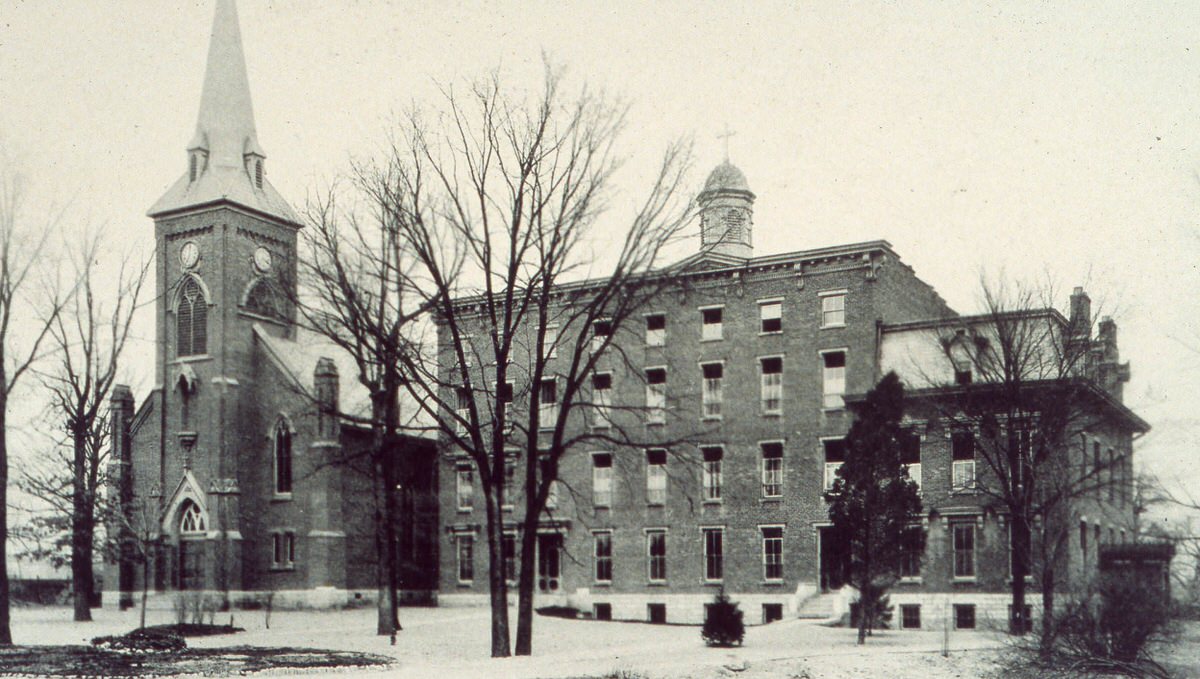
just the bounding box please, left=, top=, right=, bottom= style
left=146, top=0, right=301, bottom=593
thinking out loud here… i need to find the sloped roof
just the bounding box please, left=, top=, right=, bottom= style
left=252, top=324, right=436, bottom=439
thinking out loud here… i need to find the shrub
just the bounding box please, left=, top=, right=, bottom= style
left=535, top=605, right=580, bottom=619
left=92, top=628, right=186, bottom=654
left=701, top=589, right=744, bottom=647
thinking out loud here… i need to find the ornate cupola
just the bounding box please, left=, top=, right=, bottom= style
left=149, top=0, right=298, bottom=224
left=697, top=160, right=755, bottom=259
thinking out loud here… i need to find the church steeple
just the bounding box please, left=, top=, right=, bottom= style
left=149, top=0, right=298, bottom=225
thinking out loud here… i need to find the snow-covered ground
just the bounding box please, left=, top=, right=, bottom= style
left=5, top=604, right=1018, bottom=678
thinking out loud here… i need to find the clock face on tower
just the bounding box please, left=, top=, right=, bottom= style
left=179, top=242, right=199, bottom=269
left=253, top=247, right=273, bottom=273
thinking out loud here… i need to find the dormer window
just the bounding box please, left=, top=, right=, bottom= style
left=189, top=154, right=198, bottom=182
left=255, top=160, right=263, bottom=188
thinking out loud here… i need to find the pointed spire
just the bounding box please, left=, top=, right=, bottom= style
left=187, top=0, right=263, bottom=167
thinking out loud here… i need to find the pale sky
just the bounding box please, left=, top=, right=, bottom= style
left=1, top=1, right=1198, bottom=497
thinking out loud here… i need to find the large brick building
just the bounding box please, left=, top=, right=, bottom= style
left=103, top=0, right=439, bottom=608
left=436, top=158, right=1147, bottom=629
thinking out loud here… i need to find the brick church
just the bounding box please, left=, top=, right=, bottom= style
left=103, top=0, right=438, bottom=609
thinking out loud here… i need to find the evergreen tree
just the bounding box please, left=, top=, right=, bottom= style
left=824, top=372, right=925, bottom=644
left=701, top=588, right=744, bottom=647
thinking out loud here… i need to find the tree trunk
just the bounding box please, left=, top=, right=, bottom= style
left=71, top=429, right=94, bottom=621
left=1010, top=513, right=1030, bottom=635
left=514, top=500, right=539, bottom=655
left=1039, top=566, right=1055, bottom=659
left=374, top=456, right=400, bottom=636
left=0, top=397, right=13, bottom=644
left=140, top=556, right=150, bottom=629
left=483, top=487, right=511, bottom=657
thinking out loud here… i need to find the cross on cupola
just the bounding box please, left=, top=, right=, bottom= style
left=696, top=128, right=755, bottom=260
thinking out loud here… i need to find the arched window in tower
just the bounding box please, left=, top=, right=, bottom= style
left=274, top=419, right=293, bottom=495
left=178, top=500, right=206, bottom=590
left=245, top=279, right=283, bottom=320
left=176, top=277, right=208, bottom=357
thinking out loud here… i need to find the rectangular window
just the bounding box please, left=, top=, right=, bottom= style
left=899, top=527, right=922, bottom=578
left=646, top=449, right=667, bottom=505
left=822, top=351, right=846, bottom=408
left=952, top=431, right=976, bottom=490
left=901, top=605, right=921, bottom=630
left=647, top=602, right=667, bottom=623
left=701, top=362, right=723, bottom=418
left=502, top=461, right=516, bottom=509
left=455, top=387, right=471, bottom=435
left=592, top=372, right=613, bottom=428
left=646, top=313, right=666, bottom=347
left=759, top=300, right=782, bottom=333
left=762, top=527, right=784, bottom=581
left=592, top=319, right=612, bottom=352
left=594, top=532, right=613, bottom=583
left=271, top=532, right=296, bottom=568
left=821, top=292, right=846, bottom=328
left=502, top=533, right=516, bottom=583
left=900, top=429, right=921, bottom=491
left=645, top=368, right=666, bottom=424
left=592, top=453, right=613, bottom=508
left=457, top=535, right=474, bottom=583
left=760, top=357, right=783, bottom=414
left=542, top=324, right=558, bottom=360
left=497, top=382, right=514, bottom=431
left=594, top=603, right=612, bottom=620
left=1093, top=441, right=1102, bottom=496
left=823, top=438, right=846, bottom=491
left=702, top=447, right=723, bottom=502
left=647, top=531, right=667, bottom=582
left=761, top=442, right=784, bottom=497
left=953, top=523, right=975, bottom=578
left=763, top=603, right=784, bottom=624
left=954, top=366, right=973, bottom=385
left=1107, top=448, right=1115, bottom=502
left=456, top=467, right=473, bottom=511
left=701, top=307, right=723, bottom=341
left=954, top=604, right=976, bottom=630
left=703, top=528, right=723, bottom=581
left=539, top=378, right=558, bottom=428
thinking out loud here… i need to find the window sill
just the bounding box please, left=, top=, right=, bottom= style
left=593, top=581, right=611, bottom=587
left=171, top=355, right=213, bottom=364
left=820, top=324, right=846, bottom=330
left=457, top=507, right=472, bottom=513
left=699, top=337, right=724, bottom=343
left=761, top=411, right=782, bottom=418
left=761, top=495, right=783, bottom=503
left=762, top=580, right=784, bottom=586
left=647, top=503, right=666, bottom=509
left=758, top=331, right=783, bottom=337
left=702, top=499, right=722, bottom=506
left=647, top=581, right=668, bottom=587
left=701, top=415, right=723, bottom=422
left=703, top=580, right=724, bottom=586
left=952, top=577, right=977, bottom=584
left=271, top=494, right=293, bottom=502
left=646, top=421, right=665, bottom=427
left=456, top=582, right=473, bottom=588
left=821, top=407, right=846, bottom=414
left=899, top=577, right=923, bottom=585
left=269, top=565, right=296, bottom=572
left=593, top=505, right=611, bottom=511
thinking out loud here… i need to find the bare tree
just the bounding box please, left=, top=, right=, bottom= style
left=347, top=64, right=694, bottom=657
left=0, top=152, right=69, bottom=643
left=18, top=233, right=148, bottom=622
left=295, top=180, right=436, bottom=639
left=912, top=276, right=1142, bottom=650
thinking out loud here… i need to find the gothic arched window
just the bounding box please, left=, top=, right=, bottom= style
left=245, top=279, right=283, bottom=320
left=274, top=419, right=293, bottom=495
left=179, top=501, right=206, bottom=534
left=176, top=277, right=208, bottom=357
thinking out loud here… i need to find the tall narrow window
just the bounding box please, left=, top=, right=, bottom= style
left=761, top=442, right=784, bottom=497
left=646, top=313, right=666, bottom=347
left=456, top=467, right=473, bottom=511
left=502, top=533, right=516, bottom=583
left=701, top=307, right=723, bottom=341
left=541, top=325, right=558, bottom=360
left=497, top=382, right=514, bottom=431
left=647, top=530, right=667, bottom=582
left=457, top=535, right=474, bottom=583
left=900, top=429, right=921, bottom=491
left=646, top=449, right=667, bottom=505
left=254, top=160, right=263, bottom=188
left=1107, top=448, right=1115, bottom=502
left=645, top=368, right=666, bottom=423
left=703, top=528, right=723, bottom=581
left=701, top=363, right=723, bottom=418
left=592, top=319, right=612, bottom=352
left=952, top=431, right=976, bottom=490
left=759, top=300, right=782, bottom=333
left=176, top=277, right=208, bottom=357
left=455, top=387, right=471, bottom=435
left=502, top=461, right=516, bottom=509
left=274, top=420, right=293, bottom=495
left=821, top=292, right=846, bottom=328
left=272, top=532, right=296, bottom=568
left=899, top=527, right=922, bottom=578
left=822, top=351, right=846, bottom=408
left=823, top=438, right=846, bottom=491
left=594, top=532, right=613, bottom=583
left=762, top=527, right=784, bottom=580
left=760, top=357, right=783, bottom=414
left=592, top=372, right=613, bottom=428
left=953, top=523, right=975, bottom=578
left=701, top=447, right=722, bottom=502
left=539, top=378, right=558, bottom=428
left=592, top=453, right=613, bottom=508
